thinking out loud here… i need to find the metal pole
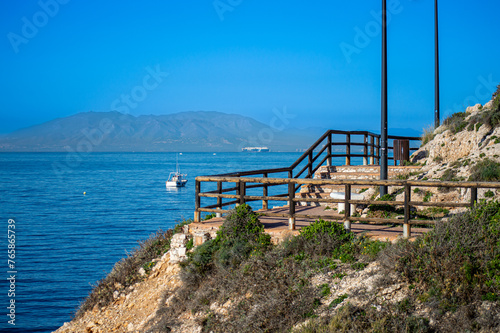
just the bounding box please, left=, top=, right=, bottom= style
left=380, top=0, right=388, bottom=197
left=434, top=0, right=440, bottom=128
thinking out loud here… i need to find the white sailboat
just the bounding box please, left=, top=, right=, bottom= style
left=166, top=154, right=188, bottom=188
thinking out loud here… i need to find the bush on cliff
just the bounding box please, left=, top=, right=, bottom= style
left=443, top=111, right=467, bottom=134
left=296, top=201, right=500, bottom=333
left=468, top=158, right=500, bottom=181
left=377, top=200, right=500, bottom=331
left=443, top=83, right=500, bottom=134
left=494, top=84, right=500, bottom=112
left=180, top=204, right=272, bottom=286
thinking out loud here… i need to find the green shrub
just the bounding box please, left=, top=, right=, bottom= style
left=319, top=283, right=331, bottom=297
left=203, top=213, right=217, bottom=220
left=173, top=219, right=192, bottom=234
left=494, top=84, right=500, bottom=113
left=468, top=158, right=500, bottom=181
left=485, top=190, right=495, bottom=198
left=214, top=204, right=271, bottom=267
left=361, top=239, right=388, bottom=260
left=443, top=112, right=467, bottom=134
left=433, top=155, right=443, bottom=163
left=284, top=219, right=355, bottom=259
left=329, top=294, right=348, bottom=307
left=378, top=200, right=500, bottom=331
left=296, top=303, right=431, bottom=333
left=181, top=204, right=271, bottom=285
left=185, top=237, right=194, bottom=250
left=439, top=168, right=458, bottom=182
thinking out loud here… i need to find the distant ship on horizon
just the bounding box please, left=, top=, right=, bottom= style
left=241, top=146, right=270, bottom=152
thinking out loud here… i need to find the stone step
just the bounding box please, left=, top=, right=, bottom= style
left=299, top=184, right=371, bottom=194
left=315, top=165, right=421, bottom=173
left=314, top=165, right=422, bottom=180
left=296, top=190, right=372, bottom=207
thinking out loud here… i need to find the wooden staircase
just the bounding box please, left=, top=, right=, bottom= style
left=298, top=165, right=422, bottom=206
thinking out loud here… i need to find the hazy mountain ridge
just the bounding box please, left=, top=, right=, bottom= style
left=0, top=111, right=319, bottom=152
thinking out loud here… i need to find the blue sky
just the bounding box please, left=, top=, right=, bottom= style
left=1, top=0, right=499, bottom=134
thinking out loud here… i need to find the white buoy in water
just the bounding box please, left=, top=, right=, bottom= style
left=83, top=192, right=86, bottom=195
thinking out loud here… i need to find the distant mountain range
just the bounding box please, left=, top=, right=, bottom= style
left=0, top=111, right=423, bottom=152
left=0, top=111, right=323, bottom=152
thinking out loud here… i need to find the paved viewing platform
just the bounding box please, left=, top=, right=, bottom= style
left=190, top=205, right=430, bottom=243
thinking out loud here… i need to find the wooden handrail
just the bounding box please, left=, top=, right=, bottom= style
left=195, top=175, right=500, bottom=238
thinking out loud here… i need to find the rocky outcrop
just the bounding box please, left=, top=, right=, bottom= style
left=169, top=233, right=191, bottom=264
left=406, top=99, right=500, bottom=205
left=412, top=100, right=500, bottom=169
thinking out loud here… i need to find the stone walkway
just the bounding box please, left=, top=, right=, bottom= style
left=191, top=206, right=430, bottom=243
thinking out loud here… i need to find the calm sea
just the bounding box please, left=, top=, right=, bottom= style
left=0, top=152, right=305, bottom=332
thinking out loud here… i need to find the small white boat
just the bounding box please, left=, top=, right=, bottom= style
left=166, top=155, right=188, bottom=188
left=166, top=172, right=187, bottom=188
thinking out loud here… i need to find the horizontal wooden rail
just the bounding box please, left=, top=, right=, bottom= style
left=195, top=175, right=500, bottom=238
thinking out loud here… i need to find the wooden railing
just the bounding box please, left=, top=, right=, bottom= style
left=194, top=129, right=426, bottom=237
left=195, top=176, right=500, bottom=238
left=212, top=130, right=420, bottom=180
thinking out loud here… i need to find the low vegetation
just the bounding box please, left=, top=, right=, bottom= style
left=440, top=85, right=500, bottom=135
left=442, top=111, right=468, bottom=134
left=152, top=205, right=387, bottom=332
left=421, top=126, right=435, bottom=146
left=295, top=200, right=500, bottom=332
left=468, top=158, right=500, bottom=181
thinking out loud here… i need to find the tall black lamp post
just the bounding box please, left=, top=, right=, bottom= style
left=434, top=0, right=440, bottom=128
left=380, top=0, right=388, bottom=196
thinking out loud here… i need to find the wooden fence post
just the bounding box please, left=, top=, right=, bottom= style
left=216, top=181, right=222, bottom=217
left=239, top=181, right=246, bottom=205
left=363, top=134, right=368, bottom=165
left=195, top=180, right=201, bottom=222
left=308, top=151, right=313, bottom=177
left=327, top=132, right=332, bottom=168
left=403, top=183, right=411, bottom=238
left=344, top=184, right=351, bottom=231
left=470, top=186, right=478, bottom=207
left=346, top=134, right=351, bottom=166
left=376, top=137, right=381, bottom=165
left=288, top=182, right=296, bottom=230
left=262, top=173, right=268, bottom=210
left=370, top=135, right=374, bottom=165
